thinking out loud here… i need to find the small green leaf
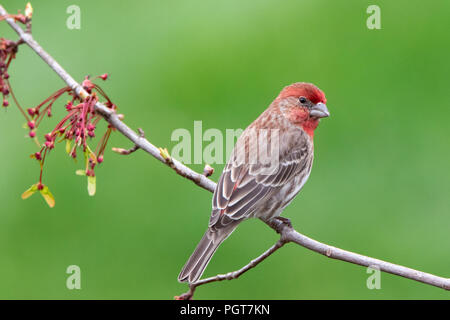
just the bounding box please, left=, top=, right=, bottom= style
left=40, top=185, right=55, bottom=208
left=66, top=140, right=72, bottom=154
left=21, top=184, right=38, bottom=200
left=159, top=147, right=171, bottom=161
left=84, top=146, right=97, bottom=168
left=75, top=169, right=86, bottom=176
left=87, top=175, right=96, bottom=196
left=86, top=145, right=96, bottom=160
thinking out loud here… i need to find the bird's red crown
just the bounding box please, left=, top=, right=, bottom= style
left=278, top=82, right=326, bottom=104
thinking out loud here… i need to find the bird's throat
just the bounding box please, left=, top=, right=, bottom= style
left=286, top=107, right=318, bottom=138
left=301, top=118, right=319, bottom=138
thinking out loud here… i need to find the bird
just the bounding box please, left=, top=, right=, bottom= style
left=178, top=82, right=330, bottom=283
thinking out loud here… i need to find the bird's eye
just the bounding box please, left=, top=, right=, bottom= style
left=299, top=97, right=307, bottom=104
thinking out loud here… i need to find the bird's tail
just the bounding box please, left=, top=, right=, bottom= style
left=178, top=226, right=236, bottom=283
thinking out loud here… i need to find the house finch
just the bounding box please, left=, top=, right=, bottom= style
left=178, top=82, right=330, bottom=283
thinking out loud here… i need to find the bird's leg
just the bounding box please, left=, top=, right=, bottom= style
left=264, top=216, right=293, bottom=234
left=274, top=216, right=293, bottom=229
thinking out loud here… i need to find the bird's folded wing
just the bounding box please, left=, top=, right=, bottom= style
left=209, top=143, right=309, bottom=230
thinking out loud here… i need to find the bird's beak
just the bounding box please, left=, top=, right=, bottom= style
left=310, top=102, right=330, bottom=118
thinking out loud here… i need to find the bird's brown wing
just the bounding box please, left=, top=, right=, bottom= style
left=209, top=131, right=311, bottom=231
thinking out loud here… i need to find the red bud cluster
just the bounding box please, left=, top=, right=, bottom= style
left=0, top=38, right=20, bottom=107
left=0, top=7, right=31, bottom=107
left=17, top=73, right=117, bottom=205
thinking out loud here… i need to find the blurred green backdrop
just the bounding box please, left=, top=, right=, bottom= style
left=0, top=0, right=449, bottom=299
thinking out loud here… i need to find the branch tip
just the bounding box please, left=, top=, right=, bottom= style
left=202, top=164, right=214, bottom=177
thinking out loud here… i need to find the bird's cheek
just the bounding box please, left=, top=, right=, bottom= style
left=289, top=108, right=309, bottom=124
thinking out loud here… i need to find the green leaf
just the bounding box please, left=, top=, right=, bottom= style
left=85, top=145, right=96, bottom=161
left=158, top=147, right=171, bottom=161
left=40, top=185, right=55, bottom=208
left=75, top=169, right=86, bottom=176
left=87, top=175, right=96, bottom=196
left=21, top=184, right=38, bottom=200
left=66, top=140, right=72, bottom=154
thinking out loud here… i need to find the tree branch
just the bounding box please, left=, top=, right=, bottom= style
left=267, top=219, right=450, bottom=291
left=177, top=218, right=449, bottom=299
left=1, top=5, right=448, bottom=299
left=0, top=5, right=216, bottom=194
left=176, top=239, right=287, bottom=300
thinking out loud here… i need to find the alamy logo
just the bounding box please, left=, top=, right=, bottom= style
left=366, top=265, right=381, bottom=289
left=366, top=5, right=381, bottom=30
left=66, top=5, right=81, bottom=30
left=66, top=265, right=81, bottom=290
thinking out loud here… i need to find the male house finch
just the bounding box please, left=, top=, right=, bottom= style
left=178, top=82, right=330, bottom=283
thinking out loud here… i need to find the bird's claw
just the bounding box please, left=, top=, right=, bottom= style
left=268, top=217, right=293, bottom=234
left=275, top=216, right=292, bottom=228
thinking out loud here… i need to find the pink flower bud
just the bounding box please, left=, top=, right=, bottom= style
left=29, top=131, right=36, bottom=138
left=35, top=152, right=42, bottom=160
left=97, top=155, right=104, bottom=163
left=37, top=183, right=44, bottom=190
left=82, top=77, right=94, bottom=93
left=88, top=131, right=95, bottom=138
left=45, top=141, right=54, bottom=149
left=16, top=14, right=27, bottom=24
left=27, top=108, right=36, bottom=116
left=87, top=124, right=95, bottom=131
left=45, top=133, right=53, bottom=141
left=3, top=73, right=9, bottom=79
left=27, top=121, right=35, bottom=129
left=100, top=73, right=108, bottom=80
left=2, top=100, right=9, bottom=107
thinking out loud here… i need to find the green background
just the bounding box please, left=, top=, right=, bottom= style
left=0, top=0, right=449, bottom=299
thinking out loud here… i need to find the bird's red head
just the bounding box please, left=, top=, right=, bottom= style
left=277, top=82, right=329, bottom=138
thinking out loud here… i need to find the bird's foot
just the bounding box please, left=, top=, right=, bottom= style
left=267, top=216, right=293, bottom=234
left=275, top=216, right=292, bottom=228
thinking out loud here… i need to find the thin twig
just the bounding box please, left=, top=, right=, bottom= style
left=0, top=4, right=449, bottom=299
left=176, top=238, right=287, bottom=300
left=112, top=128, right=145, bottom=155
